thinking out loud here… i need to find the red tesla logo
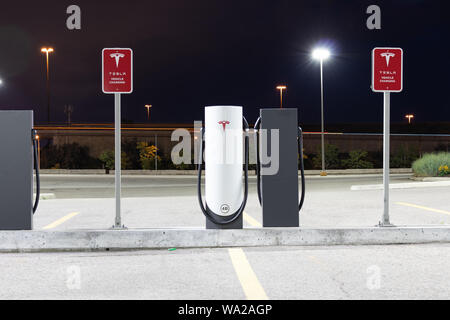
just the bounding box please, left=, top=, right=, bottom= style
left=218, top=121, right=230, bottom=131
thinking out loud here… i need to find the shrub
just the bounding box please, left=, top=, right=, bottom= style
left=99, top=151, right=114, bottom=170
left=438, top=165, right=450, bottom=176
left=122, top=139, right=141, bottom=169
left=367, top=151, right=383, bottom=168
left=412, top=152, right=450, bottom=177
left=342, top=150, right=374, bottom=169
left=312, top=144, right=341, bottom=169
left=390, top=145, right=420, bottom=168
left=297, top=148, right=311, bottom=169
left=303, top=155, right=315, bottom=170
left=137, top=142, right=161, bottom=170
left=99, top=150, right=130, bottom=170
left=41, top=143, right=101, bottom=169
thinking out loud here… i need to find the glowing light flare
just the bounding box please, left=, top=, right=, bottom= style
left=41, top=47, right=54, bottom=53
left=312, top=48, right=330, bottom=61
left=405, top=114, right=414, bottom=124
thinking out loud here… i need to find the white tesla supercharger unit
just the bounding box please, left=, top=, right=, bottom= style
left=198, top=106, right=249, bottom=229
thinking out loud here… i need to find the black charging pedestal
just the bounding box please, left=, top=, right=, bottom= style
left=0, top=111, right=34, bottom=230
left=259, top=108, right=299, bottom=227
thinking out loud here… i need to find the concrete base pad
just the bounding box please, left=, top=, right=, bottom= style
left=1, top=226, right=450, bottom=252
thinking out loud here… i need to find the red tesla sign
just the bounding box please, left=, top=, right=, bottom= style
left=102, top=48, right=133, bottom=94
left=372, top=47, right=403, bottom=92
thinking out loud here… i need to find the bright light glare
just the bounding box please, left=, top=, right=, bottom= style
left=0, top=79, right=3, bottom=85
left=312, top=48, right=330, bottom=60
left=41, top=47, right=54, bottom=53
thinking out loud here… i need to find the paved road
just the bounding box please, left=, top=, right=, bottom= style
left=38, top=174, right=413, bottom=198
left=2, top=243, right=450, bottom=299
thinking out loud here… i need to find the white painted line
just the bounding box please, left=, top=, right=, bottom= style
left=351, top=181, right=450, bottom=191
left=43, top=212, right=80, bottom=230
left=228, top=248, right=268, bottom=300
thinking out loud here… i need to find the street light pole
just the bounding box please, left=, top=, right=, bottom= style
left=312, top=47, right=330, bottom=176
left=145, top=104, right=152, bottom=121
left=320, top=59, right=326, bottom=176
left=276, top=86, right=287, bottom=109
left=41, top=48, right=54, bottom=124
left=35, top=135, right=41, bottom=170
left=46, top=52, right=49, bottom=123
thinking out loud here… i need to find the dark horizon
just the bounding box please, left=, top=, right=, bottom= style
left=0, top=0, right=449, bottom=127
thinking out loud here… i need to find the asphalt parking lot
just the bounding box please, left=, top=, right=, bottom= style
left=1, top=173, right=449, bottom=300
left=3, top=243, right=450, bottom=299
left=33, top=174, right=450, bottom=230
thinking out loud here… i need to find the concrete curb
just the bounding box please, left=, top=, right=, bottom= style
left=351, top=181, right=450, bottom=190
left=39, top=168, right=413, bottom=176
left=411, top=177, right=450, bottom=182
left=1, top=226, right=450, bottom=252
left=34, top=193, right=56, bottom=200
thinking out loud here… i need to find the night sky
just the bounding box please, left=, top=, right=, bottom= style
left=0, top=0, right=448, bottom=125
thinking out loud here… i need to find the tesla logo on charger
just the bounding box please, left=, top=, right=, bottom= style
left=218, top=121, right=230, bottom=131
left=380, top=52, right=395, bottom=67
left=110, top=53, right=125, bottom=68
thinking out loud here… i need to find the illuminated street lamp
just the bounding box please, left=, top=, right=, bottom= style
left=312, top=47, right=331, bottom=176
left=145, top=104, right=153, bottom=121
left=276, top=85, right=287, bottom=109
left=405, top=114, right=414, bottom=124
left=41, top=47, right=54, bottom=123
left=0, top=78, right=3, bottom=86
left=35, top=134, right=41, bottom=169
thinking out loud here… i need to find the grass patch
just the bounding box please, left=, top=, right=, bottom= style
left=412, top=152, right=450, bottom=177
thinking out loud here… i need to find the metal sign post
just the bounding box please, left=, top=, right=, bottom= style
left=114, top=93, right=122, bottom=228
left=372, top=47, right=403, bottom=227
left=382, top=92, right=391, bottom=226
left=102, top=48, right=133, bottom=229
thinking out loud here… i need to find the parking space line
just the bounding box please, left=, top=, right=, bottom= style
left=243, top=212, right=262, bottom=227
left=396, top=202, right=450, bottom=215
left=43, top=212, right=80, bottom=230
left=228, top=248, right=268, bottom=300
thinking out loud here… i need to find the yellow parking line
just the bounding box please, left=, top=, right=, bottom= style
left=396, top=202, right=450, bottom=215
left=243, top=212, right=262, bottom=227
left=43, top=212, right=80, bottom=230
left=228, top=248, right=268, bottom=300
